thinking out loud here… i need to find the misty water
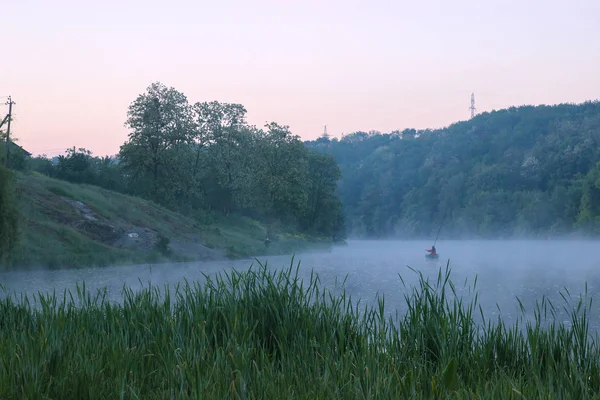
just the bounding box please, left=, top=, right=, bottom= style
left=2, top=240, right=600, bottom=333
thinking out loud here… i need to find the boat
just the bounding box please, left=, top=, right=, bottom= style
left=425, top=210, right=446, bottom=261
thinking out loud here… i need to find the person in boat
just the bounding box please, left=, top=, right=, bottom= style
left=426, top=245, right=437, bottom=256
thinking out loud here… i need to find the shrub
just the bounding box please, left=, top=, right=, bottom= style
left=0, top=166, right=19, bottom=262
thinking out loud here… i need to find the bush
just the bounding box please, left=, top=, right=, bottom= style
left=153, top=234, right=171, bottom=256
left=0, top=166, right=19, bottom=262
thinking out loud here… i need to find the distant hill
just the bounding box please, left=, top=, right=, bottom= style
left=306, top=100, right=600, bottom=238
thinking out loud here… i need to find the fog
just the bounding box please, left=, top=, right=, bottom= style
left=1, top=240, right=599, bottom=332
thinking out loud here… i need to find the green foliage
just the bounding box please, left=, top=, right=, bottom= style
left=117, top=82, right=345, bottom=237
left=306, top=101, right=600, bottom=238
left=576, top=162, right=600, bottom=233
left=30, top=148, right=127, bottom=194
left=119, top=82, right=196, bottom=204
left=0, top=166, right=19, bottom=262
left=28, top=155, right=57, bottom=176
left=28, top=82, right=346, bottom=239
left=301, top=148, right=346, bottom=238
left=0, top=139, right=29, bottom=171
left=4, top=172, right=329, bottom=269
left=0, top=261, right=599, bottom=398
left=153, top=234, right=171, bottom=256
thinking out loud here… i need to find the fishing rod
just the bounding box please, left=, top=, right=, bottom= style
left=433, top=208, right=447, bottom=247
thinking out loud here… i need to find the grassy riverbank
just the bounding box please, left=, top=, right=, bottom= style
left=6, top=171, right=333, bottom=269
left=0, top=261, right=598, bottom=398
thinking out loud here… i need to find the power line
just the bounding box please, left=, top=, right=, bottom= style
left=32, top=147, right=69, bottom=154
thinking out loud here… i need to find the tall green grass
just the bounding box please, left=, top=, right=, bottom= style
left=0, top=259, right=599, bottom=399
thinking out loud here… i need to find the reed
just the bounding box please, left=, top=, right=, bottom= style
left=0, top=259, right=598, bottom=399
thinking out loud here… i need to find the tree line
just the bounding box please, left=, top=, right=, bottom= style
left=306, top=100, right=600, bottom=238
left=0, top=127, right=19, bottom=262
left=26, top=82, right=346, bottom=240
left=8, top=87, right=600, bottom=245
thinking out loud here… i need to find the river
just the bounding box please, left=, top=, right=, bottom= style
left=1, top=239, right=599, bottom=332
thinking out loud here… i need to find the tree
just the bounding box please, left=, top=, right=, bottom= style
left=305, top=100, right=600, bottom=238
left=576, top=162, right=600, bottom=233
left=119, top=82, right=196, bottom=203
left=302, top=149, right=345, bottom=237
left=193, top=101, right=249, bottom=213
left=255, top=122, right=309, bottom=223
left=0, top=166, right=18, bottom=263
left=26, top=83, right=349, bottom=241
left=0, top=130, right=28, bottom=171
left=29, top=155, right=56, bottom=177
left=56, top=147, right=94, bottom=183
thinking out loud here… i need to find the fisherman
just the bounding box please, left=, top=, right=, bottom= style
left=426, top=245, right=437, bottom=256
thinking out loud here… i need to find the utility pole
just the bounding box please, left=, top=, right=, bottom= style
left=4, top=96, right=15, bottom=166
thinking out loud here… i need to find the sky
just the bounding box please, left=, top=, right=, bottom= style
left=2, top=0, right=599, bottom=157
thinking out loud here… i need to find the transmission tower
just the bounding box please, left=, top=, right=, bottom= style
left=469, top=93, right=476, bottom=119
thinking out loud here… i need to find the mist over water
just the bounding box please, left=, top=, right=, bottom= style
left=1, top=240, right=599, bottom=332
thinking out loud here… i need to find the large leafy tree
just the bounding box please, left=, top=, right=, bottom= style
left=193, top=101, right=249, bottom=213
left=119, top=82, right=196, bottom=203
left=301, top=149, right=345, bottom=237
left=254, top=122, right=309, bottom=222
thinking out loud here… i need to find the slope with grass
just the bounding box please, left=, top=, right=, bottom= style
left=7, top=171, right=332, bottom=269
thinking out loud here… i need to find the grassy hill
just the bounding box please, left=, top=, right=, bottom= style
left=7, top=171, right=332, bottom=269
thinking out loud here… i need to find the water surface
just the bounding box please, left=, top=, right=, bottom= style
left=1, top=240, right=599, bottom=332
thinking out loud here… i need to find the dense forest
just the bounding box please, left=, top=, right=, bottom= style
left=306, top=101, right=600, bottom=239
left=22, top=82, right=346, bottom=240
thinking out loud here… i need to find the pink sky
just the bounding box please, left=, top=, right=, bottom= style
left=2, top=0, right=599, bottom=157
